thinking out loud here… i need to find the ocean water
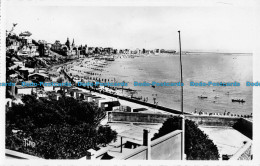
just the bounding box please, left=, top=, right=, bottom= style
left=101, top=53, right=253, bottom=115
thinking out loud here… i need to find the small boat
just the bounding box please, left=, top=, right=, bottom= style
left=232, top=99, right=245, bottom=103
left=214, top=95, right=219, bottom=98
left=198, top=95, right=207, bottom=99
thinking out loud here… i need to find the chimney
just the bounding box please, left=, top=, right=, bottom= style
left=143, top=129, right=151, bottom=160
left=86, top=149, right=96, bottom=160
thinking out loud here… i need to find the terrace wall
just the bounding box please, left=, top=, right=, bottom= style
left=185, top=115, right=240, bottom=127
left=117, top=130, right=182, bottom=160
left=108, top=112, right=171, bottom=123
left=108, top=112, right=252, bottom=139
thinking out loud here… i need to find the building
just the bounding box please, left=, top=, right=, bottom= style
left=100, top=101, right=121, bottom=111
left=84, top=129, right=182, bottom=160
left=38, top=40, right=50, bottom=57
left=51, top=40, right=62, bottom=51
left=28, top=73, right=49, bottom=82
left=78, top=44, right=88, bottom=56
left=160, top=49, right=176, bottom=54
left=19, top=31, right=32, bottom=45
left=87, top=47, right=95, bottom=55
left=51, top=38, right=80, bottom=57
left=15, top=84, right=37, bottom=95
left=154, top=49, right=160, bottom=54
left=7, top=40, right=20, bottom=52
left=103, top=47, right=114, bottom=55
left=124, top=49, right=130, bottom=54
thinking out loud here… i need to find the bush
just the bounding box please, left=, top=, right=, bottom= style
left=153, top=116, right=219, bottom=160
left=6, top=95, right=117, bottom=159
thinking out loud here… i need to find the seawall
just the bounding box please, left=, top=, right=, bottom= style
left=107, top=112, right=252, bottom=139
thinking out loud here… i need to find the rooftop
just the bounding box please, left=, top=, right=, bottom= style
left=28, top=73, right=49, bottom=78
left=199, top=126, right=251, bottom=156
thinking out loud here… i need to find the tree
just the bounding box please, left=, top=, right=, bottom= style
left=6, top=95, right=117, bottom=159
left=97, top=125, right=117, bottom=146
left=152, top=117, right=219, bottom=160
left=57, top=77, right=64, bottom=83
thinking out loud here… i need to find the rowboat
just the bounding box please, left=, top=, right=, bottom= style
left=232, top=99, right=245, bottom=103
left=198, top=95, right=207, bottom=99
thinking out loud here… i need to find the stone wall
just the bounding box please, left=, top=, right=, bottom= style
left=108, top=112, right=172, bottom=123
left=108, top=112, right=242, bottom=127
left=185, top=115, right=240, bottom=127
left=108, top=112, right=252, bottom=139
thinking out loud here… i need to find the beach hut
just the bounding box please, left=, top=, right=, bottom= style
left=100, top=101, right=121, bottom=111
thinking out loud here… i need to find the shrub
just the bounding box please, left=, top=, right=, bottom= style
left=6, top=95, right=117, bottom=159
left=153, top=116, right=219, bottom=160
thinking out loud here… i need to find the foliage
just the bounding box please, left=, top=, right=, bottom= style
left=152, top=116, right=219, bottom=160
left=233, top=120, right=252, bottom=139
left=97, top=125, right=117, bottom=146
left=24, top=57, right=47, bottom=68
left=57, top=77, right=64, bottom=83
left=6, top=95, right=117, bottom=159
left=6, top=34, right=20, bottom=47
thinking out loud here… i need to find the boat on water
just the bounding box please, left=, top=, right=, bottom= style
left=214, top=95, right=220, bottom=99
left=232, top=99, right=245, bottom=103
left=198, top=95, right=207, bottom=99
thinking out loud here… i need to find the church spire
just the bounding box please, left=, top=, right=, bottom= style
left=65, top=37, right=70, bottom=50
left=72, top=38, right=75, bottom=47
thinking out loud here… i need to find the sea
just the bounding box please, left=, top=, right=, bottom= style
left=101, top=53, right=252, bottom=115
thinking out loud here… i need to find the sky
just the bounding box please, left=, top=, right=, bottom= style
left=6, top=2, right=256, bottom=52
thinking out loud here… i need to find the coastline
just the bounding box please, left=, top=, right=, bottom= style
left=52, top=53, right=252, bottom=116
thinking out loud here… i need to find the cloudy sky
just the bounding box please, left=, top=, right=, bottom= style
left=6, top=0, right=256, bottom=52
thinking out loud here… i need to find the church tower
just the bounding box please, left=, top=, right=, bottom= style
left=72, top=38, right=75, bottom=47
left=65, top=37, right=70, bottom=50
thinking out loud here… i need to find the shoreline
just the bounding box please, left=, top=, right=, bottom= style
left=48, top=53, right=252, bottom=116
